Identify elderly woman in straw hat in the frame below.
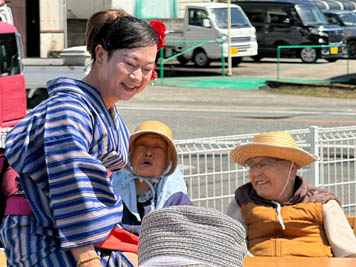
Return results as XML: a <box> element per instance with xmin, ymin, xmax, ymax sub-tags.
<box><xmin>112</xmin><ymin>121</ymin><xmax>192</xmax><ymax>236</ymax></box>
<box><xmin>227</xmin><ymin>131</ymin><xmax>356</xmax><ymax>257</ymax></box>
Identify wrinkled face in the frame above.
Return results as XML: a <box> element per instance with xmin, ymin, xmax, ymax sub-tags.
<box><xmin>247</xmin><ymin>157</ymin><xmax>296</xmax><ymax>201</ymax></box>
<box><xmin>131</xmin><ymin>134</ymin><xmax>169</xmax><ymax>177</ymax></box>
<box><xmin>96</xmin><ymin>45</ymin><xmax>157</xmax><ymax>106</ymax></box>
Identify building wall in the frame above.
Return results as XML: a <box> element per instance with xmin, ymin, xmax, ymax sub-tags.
<box><xmin>66</xmin><ymin>0</ymin><xmax>213</xmax><ymax>49</ymax></box>
<box><xmin>6</xmin><ymin>0</ymin><xmax>26</xmax><ymax>56</ymax></box>
<box><xmin>66</xmin><ymin>0</ymin><xmax>134</xmax><ymax>47</ymax></box>
<box><xmin>66</xmin><ymin>0</ymin><xmax>134</xmax><ymax>19</ymax></box>
<box><xmin>7</xmin><ymin>0</ymin><xmax>214</xmax><ymax>57</ymax></box>
<box><xmin>39</xmin><ymin>0</ymin><xmax>66</xmax><ymax>57</ymax></box>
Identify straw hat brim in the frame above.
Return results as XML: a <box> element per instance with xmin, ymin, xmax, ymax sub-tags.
<box><xmin>130</xmin><ymin>130</ymin><xmax>177</xmax><ymax>175</ymax></box>
<box><xmin>230</xmin><ymin>143</ymin><xmax>318</xmax><ymax>168</ymax></box>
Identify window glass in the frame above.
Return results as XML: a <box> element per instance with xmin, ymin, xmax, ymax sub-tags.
<box><xmin>296</xmin><ymin>5</ymin><xmax>328</xmax><ymax>25</ymax></box>
<box><xmin>211</xmin><ymin>7</ymin><xmax>250</xmax><ymax>29</ymax></box>
<box><xmin>267</xmin><ymin>7</ymin><xmax>291</xmax><ymax>26</ymax></box>
<box><xmin>339</xmin><ymin>13</ymin><xmax>356</xmax><ymax>26</ymax></box>
<box><xmin>0</xmin><ymin>33</ymin><xmax>20</xmax><ymax>76</ymax></box>
<box><xmin>324</xmin><ymin>14</ymin><xmax>339</xmax><ymax>25</ymax></box>
<box><xmin>244</xmin><ymin>7</ymin><xmax>264</xmax><ymax>24</ymax></box>
<box><xmin>188</xmin><ymin>9</ymin><xmax>208</xmax><ymax>27</ymax></box>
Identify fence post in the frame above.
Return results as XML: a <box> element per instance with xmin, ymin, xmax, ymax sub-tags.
<box><xmin>221</xmin><ymin>39</ymin><xmax>225</xmax><ymax>76</ymax></box>
<box><xmin>346</xmin><ymin>44</ymin><xmax>350</xmax><ymax>75</ymax></box>
<box><xmin>309</xmin><ymin>126</ymin><xmax>320</xmax><ymax>186</ymax></box>
<box><xmin>159</xmin><ymin>48</ymin><xmax>164</xmax><ymax>79</ymax></box>
<box><xmin>277</xmin><ymin>46</ymin><xmax>281</xmax><ymax>80</ymax></box>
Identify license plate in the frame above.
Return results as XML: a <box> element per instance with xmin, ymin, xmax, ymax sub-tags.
<box><xmin>330</xmin><ymin>47</ymin><xmax>338</xmax><ymax>54</ymax></box>
<box><xmin>230</xmin><ymin>48</ymin><xmax>239</xmax><ymax>55</ymax></box>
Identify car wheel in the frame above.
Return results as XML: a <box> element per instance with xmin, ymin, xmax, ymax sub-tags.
<box><xmin>177</xmin><ymin>55</ymin><xmax>189</xmax><ymax>66</ymax></box>
<box><xmin>299</xmin><ymin>47</ymin><xmax>318</xmax><ymax>63</ymax></box>
<box><xmin>232</xmin><ymin>57</ymin><xmax>242</xmax><ymax>67</ymax></box>
<box><xmin>348</xmin><ymin>40</ymin><xmax>356</xmax><ymax>58</ymax></box>
<box><xmin>251</xmin><ymin>55</ymin><xmax>262</xmax><ymax>62</ymax></box>
<box><xmin>193</xmin><ymin>50</ymin><xmax>210</xmax><ymax>67</ymax></box>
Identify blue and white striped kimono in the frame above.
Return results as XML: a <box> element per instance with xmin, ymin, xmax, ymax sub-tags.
<box><xmin>0</xmin><ymin>78</ymin><xmax>132</xmax><ymax>266</ymax></box>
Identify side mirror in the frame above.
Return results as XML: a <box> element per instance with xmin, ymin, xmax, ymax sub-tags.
<box><xmin>203</xmin><ymin>18</ymin><xmax>211</xmax><ymax>28</ymax></box>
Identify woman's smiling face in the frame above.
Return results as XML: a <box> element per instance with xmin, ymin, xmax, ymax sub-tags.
<box><xmin>96</xmin><ymin>45</ymin><xmax>157</xmax><ymax>107</ymax></box>
<box><xmin>247</xmin><ymin>157</ymin><xmax>297</xmax><ymax>201</ymax></box>
<box><xmin>130</xmin><ymin>134</ymin><xmax>169</xmax><ymax>177</ymax></box>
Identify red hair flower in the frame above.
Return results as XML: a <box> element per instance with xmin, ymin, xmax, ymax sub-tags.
<box><xmin>150</xmin><ymin>20</ymin><xmax>167</xmax><ymax>51</ymax></box>
<box><xmin>151</xmin><ymin>65</ymin><xmax>158</xmax><ymax>81</ymax></box>
<box><xmin>149</xmin><ymin>20</ymin><xmax>166</xmax><ymax>80</ymax></box>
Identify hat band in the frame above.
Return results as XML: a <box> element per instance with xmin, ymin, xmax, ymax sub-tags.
<box><xmin>140</xmin><ymin>256</ymin><xmax>206</xmax><ymax>267</ymax></box>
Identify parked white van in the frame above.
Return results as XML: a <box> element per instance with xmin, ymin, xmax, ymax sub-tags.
<box><xmin>163</xmin><ymin>3</ymin><xmax>258</xmax><ymax>67</ymax></box>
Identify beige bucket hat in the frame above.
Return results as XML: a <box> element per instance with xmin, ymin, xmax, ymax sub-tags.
<box><xmin>138</xmin><ymin>205</ymin><xmax>248</xmax><ymax>267</ymax></box>
<box><xmin>230</xmin><ymin>131</ymin><xmax>318</xmax><ymax>168</ymax></box>
<box><xmin>129</xmin><ymin>121</ymin><xmax>177</xmax><ymax>175</ymax></box>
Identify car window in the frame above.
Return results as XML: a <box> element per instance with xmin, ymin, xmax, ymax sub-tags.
<box><xmin>244</xmin><ymin>7</ymin><xmax>264</xmax><ymax>24</ymax></box>
<box><xmin>211</xmin><ymin>7</ymin><xmax>251</xmax><ymax>29</ymax></box>
<box><xmin>188</xmin><ymin>9</ymin><xmax>208</xmax><ymax>27</ymax></box>
<box><xmin>0</xmin><ymin>33</ymin><xmax>20</xmax><ymax>76</ymax></box>
<box><xmin>339</xmin><ymin>13</ymin><xmax>356</xmax><ymax>26</ymax></box>
<box><xmin>267</xmin><ymin>7</ymin><xmax>292</xmax><ymax>26</ymax></box>
<box><xmin>296</xmin><ymin>5</ymin><xmax>328</xmax><ymax>25</ymax></box>
<box><xmin>324</xmin><ymin>14</ymin><xmax>340</xmax><ymax>25</ymax></box>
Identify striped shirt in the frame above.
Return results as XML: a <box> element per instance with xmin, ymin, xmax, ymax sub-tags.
<box><xmin>1</xmin><ymin>78</ymin><xmax>131</xmax><ymax>266</ymax></box>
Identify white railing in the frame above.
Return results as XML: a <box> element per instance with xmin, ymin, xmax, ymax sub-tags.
<box><xmin>175</xmin><ymin>125</ymin><xmax>356</xmax><ymax>216</ymax></box>
<box><xmin>2</xmin><ymin>125</ymin><xmax>356</xmax><ymax>215</ymax></box>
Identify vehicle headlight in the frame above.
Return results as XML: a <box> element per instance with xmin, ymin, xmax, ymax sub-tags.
<box><xmin>310</xmin><ymin>28</ymin><xmax>328</xmax><ymax>37</ymax></box>
<box><xmin>217</xmin><ymin>33</ymin><xmax>227</xmax><ymax>40</ymax></box>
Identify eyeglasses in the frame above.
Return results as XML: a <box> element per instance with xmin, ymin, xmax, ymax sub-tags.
<box><xmin>246</xmin><ymin>158</ymin><xmax>281</xmax><ymax>171</ymax></box>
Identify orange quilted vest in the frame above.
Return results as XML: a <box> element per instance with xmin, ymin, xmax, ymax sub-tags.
<box><xmin>241</xmin><ymin>202</ymin><xmax>333</xmax><ymax>257</ymax></box>
<box><xmin>235</xmin><ymin>177</ymin><xmax>337</xmax><ymax>257</ymax></box>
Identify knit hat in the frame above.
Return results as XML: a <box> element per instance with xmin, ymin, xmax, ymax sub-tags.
<box><xmin>138</xmin><ymin>205</ymin><xmax>248</xmax><ymax>267</ymax></box>
<box><xmin>230</xmin><ymin>131</ymin><xmax>318</xmax><ymax>168</ymax></box>
<box><xmin>130</xmin><ymin>121</ymin><xmax>177</xmax><ymax>175</ymax></box>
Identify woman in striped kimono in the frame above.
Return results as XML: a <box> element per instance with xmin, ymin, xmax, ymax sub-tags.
<box><xmin>0</xmin><ymin>9</ymin><xmax>162</xmax><ymax>267</ymax></box>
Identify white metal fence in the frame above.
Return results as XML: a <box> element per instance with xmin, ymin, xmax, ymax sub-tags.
<box><xmin>175</xmin><ymin>125</ymin><xmax>356</xmax><ymax>216</ymax></box>
<box><xmin>2</xmin><ymin>125</ymin><xmax>356</xmax><ymax>216</ymax></box>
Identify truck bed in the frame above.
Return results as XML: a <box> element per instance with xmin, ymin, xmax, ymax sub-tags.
<box><xmin>24</xmin><ymin>65</ymin><xmax>89</xmax><ymax>96</ymax></box>
<box><xmin>23</xmin><ymin>58</ymin><xmax>90</xmax><ymax>107</ymax></box>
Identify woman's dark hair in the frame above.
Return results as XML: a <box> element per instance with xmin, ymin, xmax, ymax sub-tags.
<box><xmin>86</xmin><ymin>9</ymin><xmax>158</xmax><ymax>61</ymax></box>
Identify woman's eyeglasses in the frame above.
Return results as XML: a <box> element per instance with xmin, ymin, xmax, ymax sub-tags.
<box><xmin>246</xmin><ymin>158</ymin><xmax>282</xmax><ymax>171</ymax></box>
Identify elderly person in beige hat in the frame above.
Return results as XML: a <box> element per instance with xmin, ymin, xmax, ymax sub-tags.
<box><xmin>112</xmin><ymin>121</ymin><xmax>192</xmax><ymax>236</ymax></box>
<box><xmin>227</xmin><ymin>131</ymin><xmax>356</xmax><ymax>257</ymax></box>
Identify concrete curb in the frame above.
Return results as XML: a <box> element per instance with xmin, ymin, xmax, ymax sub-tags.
<box><xmin>266</xmin><ymin>80</ymin><xmax>356</xmax><ymax>90</ymax></box>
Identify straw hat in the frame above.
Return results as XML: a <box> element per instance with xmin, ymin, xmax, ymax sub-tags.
<box><xmin>230</xmin><ymin>131</ymin><xmax>318</xmax><ymax>168</ymax></box>
<box><xmin>130</xmin><ymin>121</ymin><xmax>177</xmax><ymax>175</ymax></box>
<box><xmin>138</xmin><ymin>205</ymin><xmax>248</xmax><ymax>267</ymax></box>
